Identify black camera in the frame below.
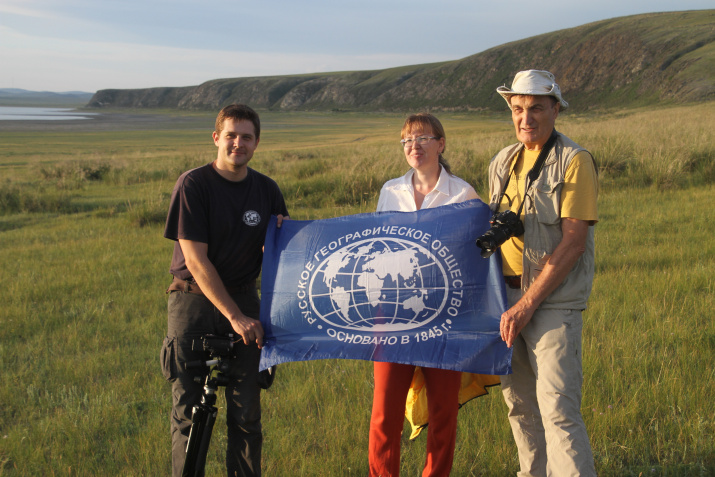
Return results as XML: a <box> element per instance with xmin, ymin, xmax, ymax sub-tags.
<box><xmin>190</xmin><ymin>334</ymin><xmax>276</xmax><ymax>389</ymax></box>
<box><xmin>192</xmin><ymin>334</ymin><xmax>239</xmax><ymax>358</ymax></box>
<box><xmin>475</xmin><ymin>210</ymin><xmax>524</xmax><ymax>258</ymax></box>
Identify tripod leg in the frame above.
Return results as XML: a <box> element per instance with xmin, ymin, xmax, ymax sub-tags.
<box><xmin>182</xmin><ymin>403</ymin><xmax>218</xmax><ymax>477</ymax></box>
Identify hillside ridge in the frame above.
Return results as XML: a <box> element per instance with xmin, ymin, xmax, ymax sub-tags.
<box><xmin>0</xmin><ymin>89</ymin><xmax>94</xmax><ymax>107</ymax></box>
<box><xmin>88</xmin><ymin>10</ymin><xmax>715</xmax><ymax>112</ymax></box>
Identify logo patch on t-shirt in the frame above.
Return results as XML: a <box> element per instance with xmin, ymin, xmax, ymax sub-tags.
<box><xmin>243</xmin><ymin>210</ymin><xmax>261</xmax><ymax>226</ymax></box>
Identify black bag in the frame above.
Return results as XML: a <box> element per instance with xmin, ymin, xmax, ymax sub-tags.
<box><xmin>257</xmin><ymin>365</ymin><xmax>276</xmax><ymax>389</ymax></box>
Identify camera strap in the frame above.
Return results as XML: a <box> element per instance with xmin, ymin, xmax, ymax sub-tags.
<box><xmin>494</xmin><ymin>130</ymin><xmax>558</xmax><ymax>217</ymax></box>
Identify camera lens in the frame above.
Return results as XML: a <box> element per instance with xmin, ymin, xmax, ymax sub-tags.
<box><xmin>475</xmin><ymin>236</ymin><xmax>497</xmax><ymax>258</ymax></box>
<box><xmin>475</xmin><ymin>211</ymin><xmax>523</xmax><ymax>259</ymax></box>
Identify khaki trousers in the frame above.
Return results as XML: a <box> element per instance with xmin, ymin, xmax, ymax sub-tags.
<box><xmin>501</xmin><ymin>287</ymin><xmax>596</xmax><ymax>477</ymax></box>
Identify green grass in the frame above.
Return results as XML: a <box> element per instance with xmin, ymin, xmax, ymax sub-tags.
<box><xmin>0</xmin><ymin>104</ymin><xmax>713</xmax><ymax>475</ymax></box>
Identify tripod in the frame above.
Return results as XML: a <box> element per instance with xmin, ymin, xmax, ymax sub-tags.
<box><xmin>181</xmin><ymin>356</ymin><xmax>230</xmax><ymax>477</ymax></box>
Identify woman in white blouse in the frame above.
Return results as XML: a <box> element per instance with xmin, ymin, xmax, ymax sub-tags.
<box><xmin>369</xmin><ymin>113</ymin><xmax>480</xmax><ymax>477</ymax></box>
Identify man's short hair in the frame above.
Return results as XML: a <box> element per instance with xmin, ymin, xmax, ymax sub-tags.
<box><xmin>215</xmin><ymin>104</ymin><xmax>261</xmax><ymax>139</ymax></box>
<box><xmin>509</xmin><ymin>95</ymin><xmax>559</xmax><ymax>108</ymax></box>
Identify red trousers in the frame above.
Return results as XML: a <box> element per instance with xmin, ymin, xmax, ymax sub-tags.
<box><xmin>368</xmin><ymin>361</ymin><xmax>462</xmax><ymax>477</ymax></box>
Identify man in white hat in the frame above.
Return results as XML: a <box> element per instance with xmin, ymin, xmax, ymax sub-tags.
<box><xmin>487</xmin><ymin>70</ymin><xmax>598</xmax><ymax>476</ymax></box>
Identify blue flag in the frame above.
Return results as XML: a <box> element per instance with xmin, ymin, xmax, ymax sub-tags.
<box><xmin>259</xmin><ymin>199</ymin><xmax>511</xmax><ymax>375</ymax></box>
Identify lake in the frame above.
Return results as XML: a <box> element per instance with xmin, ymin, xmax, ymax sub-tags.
<box><xmin>0</xmin><ymin>106</ymin><xmax>97</xmax><ymax>121</ymax></box>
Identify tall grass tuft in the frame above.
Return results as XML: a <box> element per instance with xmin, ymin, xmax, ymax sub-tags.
<box><xmin>40</xmin><ymin>161</ymin><xmax>112</xmax><ymax>189</ymax></box>
<box><xmin>562</xmin><ymin>104</ymin><xmax>714</xmax><ymax>190</ymax></box>
<box><xmin>0</xmin><ymin>180</ymin><xmax>71</xmax><ymax>215</ymax></box>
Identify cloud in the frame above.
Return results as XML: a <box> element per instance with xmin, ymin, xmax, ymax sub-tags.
<box><xmin>3</xmin><ymin>1</ymin><xmax>712</xmax><ymax>91</ymax></box>
<box><xmin>0</xmin><ymin>26</ymin><xmax>452</xmax><ymax>92</ymax></box>
<box><xmin>0</xmin><ymin>1</ymin><xmax>55</xmax><ymax>19</ymax></box>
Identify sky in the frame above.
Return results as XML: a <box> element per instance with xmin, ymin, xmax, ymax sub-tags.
<box><xmin>0</xmin><ymin>0</ymin><xmax>712</xmax><ymax>93</ymax></box>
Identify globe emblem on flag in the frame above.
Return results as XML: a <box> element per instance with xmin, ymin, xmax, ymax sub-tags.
<box><xmin>309</xmin><ymin>238</ymin><xmax>449</xmax><ymax>331</ymax></box>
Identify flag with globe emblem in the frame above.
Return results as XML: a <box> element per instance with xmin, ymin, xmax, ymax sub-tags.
<box><xmin>259</xmin><ymin>199</ymin><xmax>511</xmax><ymax>375</ymax></box>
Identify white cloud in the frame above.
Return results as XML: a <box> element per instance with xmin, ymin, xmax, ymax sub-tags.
<box><xmin>1</xmin><ymin>1</ymin><xmax>712</xmax><ymax>92</ymax></box>
<box><xmin>0</xmin><ymin>26</ymin><xmax>452</xmax><ymax>92</ymax></box>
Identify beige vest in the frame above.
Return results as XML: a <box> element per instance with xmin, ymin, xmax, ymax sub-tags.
<box><xmin>487</xmin><ymin>132</ymin><xmax>596</xmax><ymax>310</ymax></box>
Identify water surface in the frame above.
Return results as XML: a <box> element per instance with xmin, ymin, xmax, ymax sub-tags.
<box><xmin>0</xmin><ymin>106</ymin><xmax>97</xmax><ymax>121</ymax></box>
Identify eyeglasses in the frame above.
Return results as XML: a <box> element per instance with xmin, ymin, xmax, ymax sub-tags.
<box><xmin>400</xmin><ymin>136</ymin><xmax>438</xmax><ymax>148</ymax></box>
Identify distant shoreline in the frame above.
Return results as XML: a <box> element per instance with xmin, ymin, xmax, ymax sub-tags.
<box><xmin>0</xmin><ymin>109</ymin><xmax>215</xmax><ymax>133</ymax></box>
<box><xmin>0</xmin><ymin>106</ymin><xmax>97</xmax><ymax>122</ymax></box>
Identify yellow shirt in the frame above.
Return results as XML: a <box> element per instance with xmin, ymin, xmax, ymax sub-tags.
<box><xmin>498</xmin><ymin>149</ymin><xmax>598</xmax><ymax>276</ymax></box>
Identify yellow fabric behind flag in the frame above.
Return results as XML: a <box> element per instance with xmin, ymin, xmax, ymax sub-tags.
<box><xmin>405</xmin><ymin>368</ymin><xmax>501</xmax><ymax>439</ymax></box>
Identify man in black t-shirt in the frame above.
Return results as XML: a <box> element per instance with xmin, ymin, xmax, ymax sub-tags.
<box><xmin>161</xmin><ymin>104</ymin><xmax>288</xmax><ymax>477</ymax></box>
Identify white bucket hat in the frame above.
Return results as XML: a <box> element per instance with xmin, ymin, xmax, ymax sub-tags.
<box><xmin>497</xmin><ymin>70</ymin><xmax>569</xmax><ymax>110</ymax></box>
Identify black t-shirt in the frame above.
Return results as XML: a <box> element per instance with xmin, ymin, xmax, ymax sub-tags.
<box><xmin>164</xmin><ymin>163</ymin><xmax>289</xmax><ymax>287</ymax></box>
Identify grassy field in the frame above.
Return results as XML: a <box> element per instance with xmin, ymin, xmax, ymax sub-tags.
<box><xmin>0</xmin><ymin>104</ymin><xmax>713</xmax><ymax>476</ymax></box>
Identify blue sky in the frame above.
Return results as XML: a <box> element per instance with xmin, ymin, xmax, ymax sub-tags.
<box><xmin>0</xmin><ymin>0</ymin><xmax>711</xmax><ymax>93</ymax></box>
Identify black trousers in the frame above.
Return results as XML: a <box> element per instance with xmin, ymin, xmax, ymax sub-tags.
<box><xmin>161</xmin><ymin>288</ymin><xmax>262</xmax><ymax>477</ymax></box>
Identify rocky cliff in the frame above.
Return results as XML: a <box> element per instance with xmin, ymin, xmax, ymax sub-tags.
<box><xmin>88</xmin><ymin>10</ymin><xmax>714</xmax><ymax>112</ymax></box>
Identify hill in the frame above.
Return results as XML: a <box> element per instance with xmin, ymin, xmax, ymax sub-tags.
<box><xmin>0</xmin><ymin>89</ymin><xmax>94</xmax><ymax>107</ymax></box>
<box><xmin>88</xmin><ymin>10</ymin><xmax>714</xmax><ymax>112</ymax></box>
